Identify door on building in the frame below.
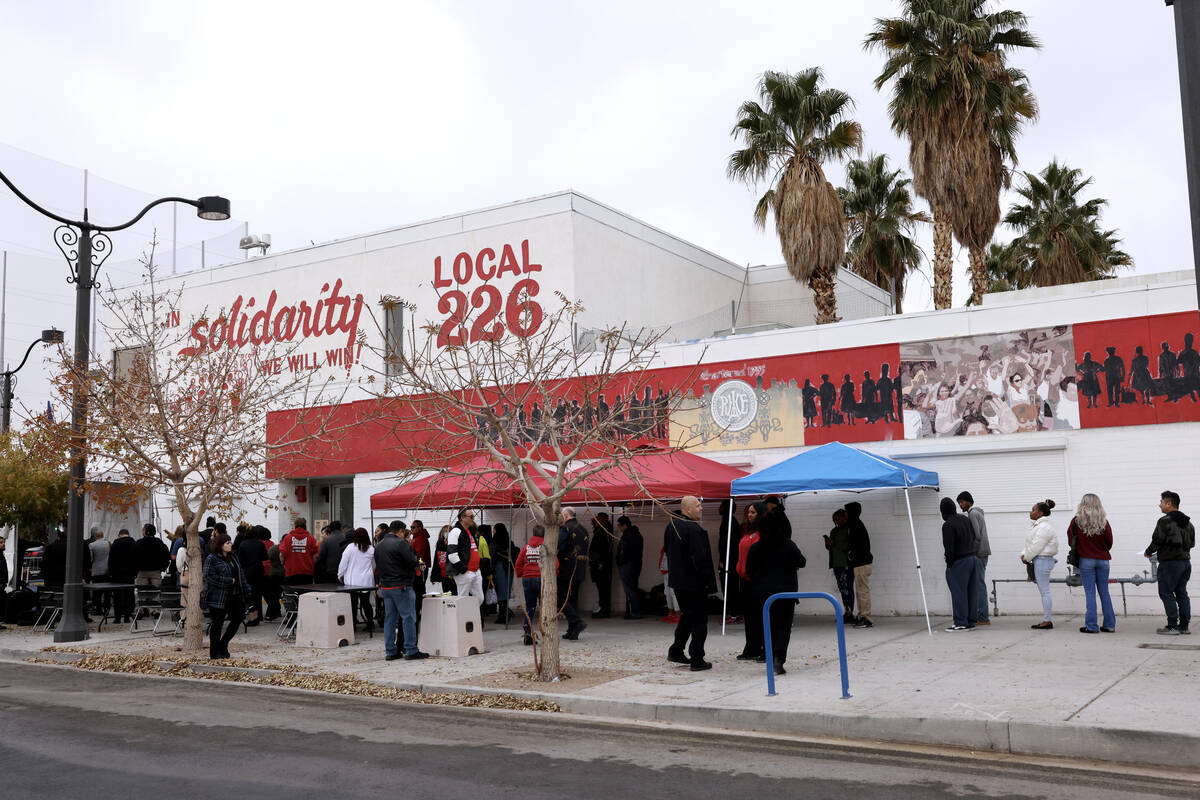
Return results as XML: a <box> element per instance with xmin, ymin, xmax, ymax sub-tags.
<box><xmin>331</xmin><ymin>484</ymin><xmax>354</xmax><ymax>528</ymax></box>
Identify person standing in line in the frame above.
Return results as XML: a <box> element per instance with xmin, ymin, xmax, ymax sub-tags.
<box><xmin>745</xmin><ymin>505</ymin><xmax>806</xmax><ymax>674</ymax></box>
<box><xmin>448</xmin><ymin>509</ymin><xmax>485</xmax><ymax>611</ymax></box>
<box><xmin>374</xmin><ymin>523</ymin><xmax>429</xmax><ymax>661</ymax></box>
<box><xmin>279</xmin><ymin>518</ymin><xmax>317</xmax><ymax>585</ymax></box>
<box><xmin>315</xmin><ymin>520</ymin><xmax>350</xmax><ymax>584</ymax></box>
<box><xmin>338</xmin><ymin>527</ymin><xmax>376</xmax><ymax>628</ymax></box>
<box><xmin>845</xmin><ymin>502</ymin><xmax>874</xmax><ymax>628</ymax></box>
<box><xmin>203</xmin><ymin>532</ymin><xmax>250</xmax><ymax>660</ymax></box>
<box><xmin>557</xmin><ymin>507</ymin><xmax>589</xmax><ymax>640</ymax></box>
<box><xmin>410</xmin><ymin>520</ymin><xmax>431</xmax><ymax>628</ymax></box>
<box><xmin>135</xmin><ymin>524</ymin><xmax>170</xmax><ymax>587</ymax></box>
<box><xmin>490</xmin><ymin>522</ymin><xmax>515</xmax><ymax>625</ymax></box>
<box><xmin>941</xmin><ymin>498</ymin><xmax>980</xmax><ymax>632</ymax></box>
<box><xmin>260</xmin><ymin>527</ymin><xmax>283</xmax><ymax>621</ymax></box>
<box><xmin>763</xmin><ymin>495</ymin><xmax>792</xmax><ymax>540</ymax></box>
<box><xmin>589</xmin><ymin>513</ymin><xmax>614</xmax><ymax>619</ymax></box>
<box><xmin>735</xmin><ymin>502</ymin><xmax>766</xmax><ymax>660</ymax></box>
<box><xmin>956</xmin><ymin>492</ymin><xmax>991</xmax><ymax>626</ymax></box>
<box><xmin>1069</xmin><ymin>494</ymin><xmax>1116</xmax><ymax>634</ymax></box>
<box><xmin>88</xmin><ymin>528</ymin><xmax>111</xmax><ymax>616</ymax></box>
<box><xmin>237</xmin><ymin>525</ymin><xmax>269</xmax><ymax>626</ymax></box>
<box><xmin>665</xmin><ymin>496</ymin><xmax>716</xmax><ymax>672</ymax></box>
<box><xmin>824</xmin><ymin>508</ymin><xmax>855</xmax><ymax>625</ymax></box>
<box><xmin>107</xmin><ymin>529</ymin><xmax>137</xmax><ymax>624</ymax></box>
<box><xmin>515</xmin><ymin>524</ymin><xmax>545</xmax><ymax>645</ymax></box>
<box><xmin>433</xmin><ymin>525</ymin><xmax>456</xmax><ymax>595</ymax></box>
<box><xmin>1145</xmin><ymin>490</ymin><xmax>1194</xmax><ymax>635</ymax></box>
<box><xmin>1022</xmin><ymin>499</ymin><xmax>1059</xmax><ymax>629</ymax></box>
<box><xmin>615</xmin><ymin>515</ymin><xmax>644</xmax><ymax>620</ymax></box>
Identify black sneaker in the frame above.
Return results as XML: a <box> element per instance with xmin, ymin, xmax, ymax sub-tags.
<box><xmin>404</xmin><ymin>651</ymin><xmax>430</xmax><ymax>660</ymax></box>
<box><xmin>385</xmin><ymin>653</ymin><xmax>401</xmax><ymax>661</ymax></box>
<box><xmin>773</xmin><ymin>661</ymin><xmax>787</xmax><ymax>675</ymax></box>
<box><xmin>522</xmin><ymin>634</ymin><xmax>533</xmax><ymax>645</ymax></box>
<box><xmin>667</xmin><ymin>650</ymin><xmax>689</xmax><ymax>665</ymax></box>
<box><xmin>735</xmin><ymin>652</ymin><xmax>759</xmax><ymax>661</ymax></box>
<box><xmin>1156</xmin><ymin>626</ymin><xmax>1180</xmax><ymax>635</ymax></box>
<box><xmin>689</xmin><ymin>660</ymin><xmax>713</xmax><ymax>672</ymax></box>
<box><xmin>854</xmin><ymin>619</ymin><xmax>874</xmax><ymax>628</ymax></box>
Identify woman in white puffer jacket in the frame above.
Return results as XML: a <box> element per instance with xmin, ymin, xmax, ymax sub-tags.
<box><xmin>1021</xmin><ymin>499</ymin><xmax>1059</xmax><ymax>629</ymax></box>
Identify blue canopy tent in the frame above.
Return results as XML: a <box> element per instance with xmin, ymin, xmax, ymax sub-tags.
<box><xmin>729</xmin><ymin>441</ymin><xmax>940</xmax><ymax>635</ymax></box>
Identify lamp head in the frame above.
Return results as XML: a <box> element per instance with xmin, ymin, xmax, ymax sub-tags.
<box><xmin>196</xmin><ymin>196</ymin><xmax>231</xmax><ymax>221</ymax></box>
<box><xmin>41</xmin><ymin>328</ymin><xmax>64</xmax><ymax>344</ymax></box>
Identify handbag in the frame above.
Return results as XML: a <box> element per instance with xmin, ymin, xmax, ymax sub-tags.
<box><xmin>485</xmin><ymin>586</ymin><xmax>499</xmax><ymax>606</ymax></box>
<box><xmin>1025</xmin><ymin>562</ymin><xmax>1036</xmax><ymax>582</ymax></box>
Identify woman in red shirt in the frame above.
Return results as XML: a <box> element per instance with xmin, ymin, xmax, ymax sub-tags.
<box><xmin>1070</xmin><ymin>493</ymin><xmax>1116</xmax><ymax>633</ymax></box>
<box><xmin>736</xmin><ymin>501</ymin><xmax>768</xmax><ymax>661</ymax></box>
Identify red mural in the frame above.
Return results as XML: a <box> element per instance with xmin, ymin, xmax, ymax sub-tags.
<box><xmin>796</xmin><ymin>343</ymin><xmax>904</xmax><ymax>445</ymax></box>
<box><xmin>1073</xmin><ymin>311</ymin><xmax>1200</xmax><ymax>429</ymax></box>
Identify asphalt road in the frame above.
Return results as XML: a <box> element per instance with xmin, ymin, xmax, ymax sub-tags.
<box><xmin>0</xmin><ymin>661</ymin><xmax>1195</xmax><ymax>799</ymax></box>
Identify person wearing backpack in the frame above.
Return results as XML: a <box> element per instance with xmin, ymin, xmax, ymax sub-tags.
<box><xmin>1145</xmin><ymin>490</ymin><xmax>1195</xmax><ymax>635</ymax></box>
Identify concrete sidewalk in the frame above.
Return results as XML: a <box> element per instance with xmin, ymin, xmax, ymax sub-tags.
<box><xmin>3</xmin><ymin>611</ymin><xmax>1197</xmax><ymax>770</ymax></box>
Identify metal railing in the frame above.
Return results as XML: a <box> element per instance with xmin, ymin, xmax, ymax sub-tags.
<box><xmin>762</xmin><ymin>591</ymin><xmax>851</xmax><ymax>699</ymax></box>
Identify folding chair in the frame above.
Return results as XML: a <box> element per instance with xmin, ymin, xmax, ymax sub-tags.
<box><xmin>33</xmin><ymin>590</ymin><xmax>63</xmax><ymax>632</ymax></box>
<box><xmin>130</xmin><ymin>587</ymin><xmax>163</xmax><ymax>633</ymax></box>
<box><xmin>153</xmin><ymin>590</ymin><xmax>185</xmax><ymax>636</ymax></box>
<box><xmin>276</xmin><ymin>589</ymin><xmax>300</xmax><ymax>640</ymax></box>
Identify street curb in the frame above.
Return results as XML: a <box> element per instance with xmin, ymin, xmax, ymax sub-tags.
<box><xmin>392</xmin><ymin>677</ymin><xmax>1199</xmax><ymax>770</ymax></box>
<box><xmin>5</xmin><ymin>646</ymin><xmax>1196</xmax><ymax>769</ymax></box>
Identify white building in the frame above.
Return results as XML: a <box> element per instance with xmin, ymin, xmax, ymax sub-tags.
<box><xmin>108</xmin><ymin>191</ymin><xmax>1200</xmax><ymax>621</ymax></box>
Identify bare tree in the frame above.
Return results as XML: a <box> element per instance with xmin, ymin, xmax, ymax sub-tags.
<box><xmin>37</xmin><ymin>239</ymin><xmax>356</xmax><ymax>651</ymax></box>
<box><xmin>353</xmin><ymin>288</ymin><xmax>698</xmax><ymax>681</ymax></box>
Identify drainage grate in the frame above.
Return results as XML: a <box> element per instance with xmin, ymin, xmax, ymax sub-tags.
<box><xmin>1137</xmin><ymin>643</ymin><xmax>1200</xmax><ymax>650</ymax></box>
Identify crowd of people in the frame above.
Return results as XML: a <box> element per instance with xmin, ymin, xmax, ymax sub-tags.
<box><xmin>936</xmin><ymin>489</ymin><xmax>1193</xmax><ymax>636</ymax></box>
<box><xmin>8</xmin><ymin>485</ymin><xmax>1191</xmax><ymax>669</ymax></box>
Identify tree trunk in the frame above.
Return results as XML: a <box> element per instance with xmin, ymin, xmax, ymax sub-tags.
<box><xmin>932</xmin><ymin>206</ymin><xmax>953</xmax><ymax>310</ymax></box>
<box><xmin>183</xmin><ymin>526</ymin><xmax>205</xmax><ymax>652</ymax></box>
<box><xmin>536</xmin><ymin>498</ymin><xmax>561</xmax><ymax>681</ymax></box>
<box><xmin>968</xmin><ymin>245</ymin><xmax>987</xmax><ymax>307</ymax></box>
<box><xmin>808</xmin><ymin>263</ymin><xmax>841</xmax><ymax>325</ymax></box>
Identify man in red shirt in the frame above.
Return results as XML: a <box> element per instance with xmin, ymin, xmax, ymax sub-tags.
<box><xmin>279</xmin><ymin>517</ymin><xmax>317</xmax><ymax>585</ymax></box>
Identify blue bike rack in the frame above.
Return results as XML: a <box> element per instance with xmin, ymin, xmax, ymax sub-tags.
<box><xmin>762</xmin><ymin>591</ymin><xmax>851</xmax><ymax>698</ymax></box>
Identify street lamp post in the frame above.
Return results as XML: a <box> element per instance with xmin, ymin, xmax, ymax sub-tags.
<box><xmin>2</xmin><ymin>328</ymin><xmax>65</xmax><ymax>433</ymax></box>
<box><xmin>2</xmin><ymin>328</ymin><xmax>64</xmax><ymax>592</ymax></box>
<box><xmin>0</xmin><ymin>168</ymin><xmax>229</xmax><ymax>642</ymax></box>
<box><xmin>1168</xmin><ymin>0</ymin><xmax>1200</xmax><ymax>317</ymax></box>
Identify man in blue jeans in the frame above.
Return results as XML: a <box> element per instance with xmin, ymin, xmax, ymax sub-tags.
<box><xmin>375</xmin><ymin>526</ymin><xmax>430</xmax><ymax>661</ymax></box>
<box><xmin>1146</xmin><ymin>490</ymin><xmax>1195</xmax><ymax>635</ymax></box>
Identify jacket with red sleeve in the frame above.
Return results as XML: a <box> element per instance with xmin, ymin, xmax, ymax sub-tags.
<box><xmin>279</xmin><ymin>527</ymin><xmax>317</xmax><ymax>577</ymax></box>
<box><xmin>514</xmin><ymin>534</ymin><xmax>545</xmax><ymax>579</ymax></box>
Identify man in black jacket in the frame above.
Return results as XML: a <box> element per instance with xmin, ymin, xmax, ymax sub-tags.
<box><xmin>558</xmin><ymin>508</ymin><xmax>589</xmax><ymax>640</ymax></box>
<box><xmin>941</xmin><ymin>497</ymin><xmax>980</xmax><ymax>632</ymax></box>
<box><xmin>107</xmin><ymin>529</ymin><xmax>138</xmax><ymax>623</ymax></box>
<box><xmin>589</xmin><ymin>513</ymin><xmax>614</xmax><ymax>619</ymax></box>
<box><xmin>315</xmin><ymin>521</ymin><xmax>351</xmax><ymax>583</ymax></box>
<box><xmin>615</xmin><ymin>515</ymin><xmax>644</xmax><ymax>619</ymax></box>
<box><xmin>846</xmin><ymin>501</ymin><xmax>874</xmax><ymax>628</ymax></box>
<box><xmin>666</xmin><ymin>496</ymin><xmax>716</xmax><ymax>671</ymax></box>
<box><xmin>448</xmin><ymin>510</ymin><xmax>485</xmax><ymax>609</ymax></box>
<box><xmin>135</xmin><ymin>524</ymin><xmax>170</xmax><ymax>587</ymax></box>
<box><xmin>1146</xmin><ymin>490</ymin><xmax>1195</xmax><ymax>635</ymax></box>
<box><xmin>375</xmin><ymin>526</ymin><xmax>429</xmax><ymax>661</ymax></box>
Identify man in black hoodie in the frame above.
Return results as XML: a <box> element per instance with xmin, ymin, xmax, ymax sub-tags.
<box><xmin>558</xmin><ymin>508</ymin><xmax>589</xmax><ymax>640</ymax></box>
<box><xmin>1145</xmin><ymin>490</ymin><xmax>1194</xmax><ymax>635</ymax></box>
<box><xmin>941</xmin><ymin>497</ymin><xmax>980</xmax><ymax>631</ymax></box>
<box><xmin>845</xmin><ymin>501</ymin><xmax>874</xmax><ymax>628</ymax></box>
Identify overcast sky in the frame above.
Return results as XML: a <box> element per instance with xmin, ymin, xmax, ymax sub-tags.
<box><xmin>0</xmin><ymin>0</ymin><xmax>1192</xmax><ymax>422</ymax></box>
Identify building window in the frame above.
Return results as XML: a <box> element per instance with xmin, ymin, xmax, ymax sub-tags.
<box><xmin>384</xmin><ymin>302</ymin><xmax>403</xmax><ymax>378</ymax></box>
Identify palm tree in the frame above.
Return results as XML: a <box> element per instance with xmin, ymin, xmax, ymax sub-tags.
<box><xmin>866</xmin><ymin>0</ymin><xmax>1039</xmax><ymax>309</ymax></box>
<box><xmin>966</xmin><ymin>242</ymin><xmax>1025</xmax><ymax>304</ymax></box>
<box><xmin>727</xmin><ymin>68</ymin><xmax>862</xmax><ymax>324</ymax></box>
<box><xmin>838</xmin><ymin>154</ymin><xmax>929</xmax><ymax>314</ymax></box>
<box><xmin>1002</xmin><ymin>160</ymin><xmax>1133</xmax><ymax>287</ymax></box>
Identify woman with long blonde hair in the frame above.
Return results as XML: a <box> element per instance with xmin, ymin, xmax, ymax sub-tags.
<box><xmin>1069</xmin><ymin>494</ymin><xmax>1116</xmax><ymax>633</ymax></box>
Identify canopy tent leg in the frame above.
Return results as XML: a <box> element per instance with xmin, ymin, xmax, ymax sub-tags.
<box><xmin>721</xmin><ymin>505</ymin><xmax>734</xmax><ymax>636</ymax></box>
<box><xmin>904</xmin><ymin>487</ymin><xmax>933</xmax><ymax>636</ymax></box>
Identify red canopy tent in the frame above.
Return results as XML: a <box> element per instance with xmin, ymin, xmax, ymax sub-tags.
<box><xmin>369</xmin><ymin>454</ymin><xmax>550</xmax><ymax>510</ymax></box>
<box><xmin>561</xmin><ymin>450</ymin><xmax>748</xmax><ymax>505</ymax></box>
